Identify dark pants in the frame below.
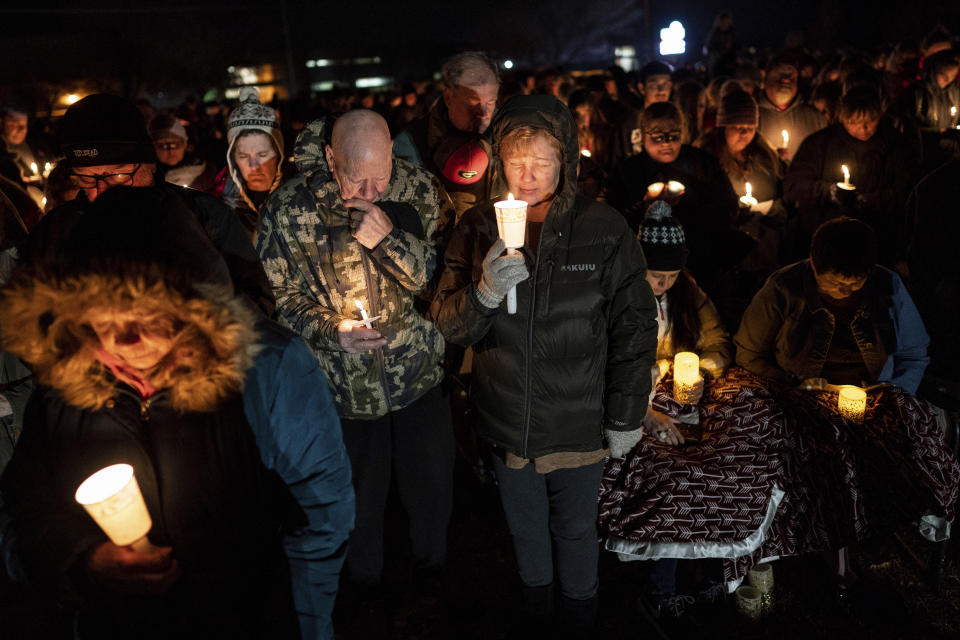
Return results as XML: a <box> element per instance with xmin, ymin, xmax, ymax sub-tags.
<box><xmin>492</xmin><ymin>456</ymin><xmax>603</xmax><ymax>600</ymax></box>
<box><xmin>340</xmin><ymin>385</ymin><xmax>455</xmax><ymax>584</ymax></box>
<box><xmin>649</xmin><ymin>558</ymin><xmax>679</xmax><ymax>595</ymax></box>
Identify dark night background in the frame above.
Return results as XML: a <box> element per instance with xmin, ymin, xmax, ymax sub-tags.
<box><xmin>1</xmin><ymin>0</ymin><xmax>960</xmax><ymax>109</ymax></box>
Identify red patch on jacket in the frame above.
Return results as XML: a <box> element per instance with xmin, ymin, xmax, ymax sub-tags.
<box><xmin>442</xmin><ymin>141</ymin><xmax>488</xmax><ymax>185</ymax></box>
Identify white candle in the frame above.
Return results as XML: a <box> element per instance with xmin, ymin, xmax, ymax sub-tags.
<box><xmin>494</xmin><ymin>193</ymin><xmax>528</xmax><ymax>315</ymax></box>
<box><xmin>43</xmin><ymin>162</ymin><xmax>52</xmax><ymax>178</ymax></box>
<box><xmin>29</xmin><ymin>162</ymin><xmax>38</xmax><ymax>176</ymax></box>
<box><xmin>837</xmin><ymin>164</ymin><xmax>855</xmax><ymax>191</ymax></box>
<box><xmin>673</xmin><ymin>352</ymin><xmax>700</xmax><ymax>404</ymax></box>
<box><xmin>838</xmin><ymin>386</ymin><xmax>866</xmax><ymax>423</ymax></box>
<box><xmin>739</xmin><ymin>181</ymin><xmax>758</xmax><ymax>208</ymax></box>
<box><xmin>75</xmin><ymin>464</ymin><xmax>155</xmax><ymax>553</ymax></box>
<box><xmin>781</xmin><ymin>129</ymin><xmax>789</xmax><ymax>149</ymax></box>
<box><xmin>354</xmin><ymin>300</ymin><xmax>373</xmax><ymax>329</ymax></box>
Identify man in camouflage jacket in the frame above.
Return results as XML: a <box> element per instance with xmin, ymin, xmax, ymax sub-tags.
<box><xmin>257</xmin><ymin>110</ymin><xmax>456</xmax><ymax>586</ymax></box>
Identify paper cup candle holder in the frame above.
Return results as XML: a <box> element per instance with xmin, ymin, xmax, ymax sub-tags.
<box><xmin>75</xmin><ymin>463</ymin><xmax>156</xmax><ymax>553</ymax></box>
<box><xmin>494</xmin><ymin>194</ymin><xmax>528</xmax><ymax>314</ymax></box>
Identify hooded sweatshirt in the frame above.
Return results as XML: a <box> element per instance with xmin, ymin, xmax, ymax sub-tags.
<box><xmin>430</xmin><ymin>95</ymin><xmax>659</xmax><ymax>459</ymax></box>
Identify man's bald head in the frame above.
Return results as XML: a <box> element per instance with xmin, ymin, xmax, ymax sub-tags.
<box><xmin>325</xmin><ymin>109</ymin><xmax>393</xmax><ymax>202</ymax></box>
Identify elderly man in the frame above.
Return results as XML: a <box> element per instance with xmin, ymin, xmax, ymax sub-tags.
<box><xmin>257</xmin><ymin>110</ymin><xmax>455</xmax><ymax>591</ymax></box>
<box><xmin>21</xmin><ymin>93</ymin><xmax>274</xmax><ymax>317</ymax></box>
<box><xmin>757</xmin><ymin>54</ymin><xmax>827</xmax><ymax>162</ymax></box>
<box><xmin>393</xmin><ymin>51</ymin><xmax>500</xmax><ymax>218</ymax></box>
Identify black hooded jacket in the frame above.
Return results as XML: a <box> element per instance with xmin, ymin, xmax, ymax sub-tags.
<box><xmin>430</xmin><ymin>95</ymin><xmax>658</xmax><ymax>459</ymax></box>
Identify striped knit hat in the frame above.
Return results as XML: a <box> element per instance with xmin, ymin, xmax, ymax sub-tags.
<box><xmin>639</xmin><ymin>201</ymin><xmax>687</xmax><ymax>270</ymax></box>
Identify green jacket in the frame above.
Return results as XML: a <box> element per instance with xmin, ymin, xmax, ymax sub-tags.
<box><xmin>430</xmin><ymin>96</ymin><xmax>659</xmax><ymax>458</ymax></box>
<box><xmin>257</xmin><ymin>119</ymin><xmax>453</xmax><ymax>419</ymax></box>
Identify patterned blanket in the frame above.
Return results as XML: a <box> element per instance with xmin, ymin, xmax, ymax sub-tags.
<box><xmin>598</xmin><ymin>367</ymin><xmax>960</xmax><ymax>582</ymax></box>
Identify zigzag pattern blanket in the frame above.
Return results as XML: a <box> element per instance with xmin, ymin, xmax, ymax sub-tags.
<box><xmin>599</xmin><ymin>367</ymin><xmax>960</xmax><ymax>582</ymax></box>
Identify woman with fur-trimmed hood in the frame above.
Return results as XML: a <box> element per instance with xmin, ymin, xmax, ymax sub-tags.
<box><xmin>0</xmin><ymin>187</ymin><xmax>354</xmax><ymax>639</ymax></box>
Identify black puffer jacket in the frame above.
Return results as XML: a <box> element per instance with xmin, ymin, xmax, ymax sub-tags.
<box><xmin>430</xmin><ymin>95</ymin><xmax>658</xmax><ymax>459</ymax></box>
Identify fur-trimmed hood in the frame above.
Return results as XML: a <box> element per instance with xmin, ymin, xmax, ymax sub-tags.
<box><xmin>0</xmin><ymin>187</ymin><xmax>259</xmax><ymax>413</ymax></box>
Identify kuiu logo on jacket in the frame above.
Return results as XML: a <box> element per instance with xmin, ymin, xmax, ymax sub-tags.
<box><xmin>560</xmin><ymin>263</ymin><xmax>597</xmax><ymax>272</ymax></box>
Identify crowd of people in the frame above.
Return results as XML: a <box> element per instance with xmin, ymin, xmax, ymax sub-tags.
<box><xmin>1</xmin><ymin>15</ymin><xmax>960</xmax><ymax>639</ymax></box>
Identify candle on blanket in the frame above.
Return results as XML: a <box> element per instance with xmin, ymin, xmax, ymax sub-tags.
<box><xmin>838</xmin><ymin>386</ymin><xmax>866</xmax><ymax>423</ymax></box>
<box><xmin>673</xmin><ymin>352</ymin><xmax>700</xmax><ymax>404</ymax></box>
<box><xmin>75</xmin><ymin>464</ymin><xmax>157</xmax><ymax>553</ymax></box>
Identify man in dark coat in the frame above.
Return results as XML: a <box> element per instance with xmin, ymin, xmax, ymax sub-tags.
<box><xmin>21</xmin><ymin>94</ymin><xmax>274</xmax><ymax>317</ymax></box>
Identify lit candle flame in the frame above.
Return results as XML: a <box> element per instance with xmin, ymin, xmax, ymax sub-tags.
<box><xmin>581</xmin><ymin>149</ymin><xmax>592</xmax><ymax>158</ymax></box>
<box><xmin>841</xmin><ymin>164</ymin><xmax>850</xmax><ymax>185</ymax></box>
<box><xmin>952</xmin><ymin>106</ymin><xmax>958</xmax><ymax>117</ymax></box>
<box><xmin>354</xmin><ymin>299</ymin><xmax>369</xmax><ymax>321</ymax></box>
<box><xmin>29</xmin><ymin>162</ymin><xmax>38</xmax><ymax>175</ymax></box>
<box><xmin>781</xmin><ymin>130</ymin><xmax>789</xmax><ymax>147</ymax></box>
<box><xmin>507</xmin><ymin>192</ymin><xmax>514</xmax><ymax>201</ymax></box>
<box><xmin>745</xmin><ymin>181</ymin><xmax>752</xmax><ymax>199</ymax></box>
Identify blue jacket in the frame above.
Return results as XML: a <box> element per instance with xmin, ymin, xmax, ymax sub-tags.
<box><xmin>243</xmin><ymin>323</ymin><xmax>355</xmax><ymax>639</ymax></box>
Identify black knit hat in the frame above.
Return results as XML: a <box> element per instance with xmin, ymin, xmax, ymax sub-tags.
<box><xmin>639</xmin><ymin>201</ymin><xmax>687</xmax><ymax>271</ymax></box>
<box><xmin>61</xmin><ymin>94</ymin><xmax>157</xmax><ymax>167</ymax></box>
<box><xmin>717</xmin><ymin>82</ymin><xmax>759</xmax><ymax>126</ymax></box>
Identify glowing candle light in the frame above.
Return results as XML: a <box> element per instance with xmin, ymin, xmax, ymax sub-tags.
<box><xmin>581</xmin><ymin>149</ymin><xmax>592</xmax><ymax>158</ymax></box>
<box><xmin>29</xmin><ymin>162</ymin><xmax>38</xmax><ymax>176</ymax></box>
<box><xmin>838</xmin><ymin>386</ymin><xmax>867</xmax><ymax>423</ymax></box>
<box><xmin>781</xmin><ymin>129</ymin><xmax>789</xmax><ymax>149</ymax></box>
<box><xmin>646</xmin><ymin>182</ymin><xmax>665</xmax><ymax>198</ymax></box>
<box><xmin>75</xmin><ymin>464</ymin><xmax>155</xmax><ymax>553</ymax></box>
<box><xmin>837</xmin><ymin>164</ymin><xmax>855</xmax><ymax>192</ymax></box>
<box><xmin>739</xmin><ymin>181</ymin><xmax>758</xmax><ymax>208</ymax></box>
<box><xmin>493</xmin><ymin>193</ymin><xmax>528</xmax><ymax>314</ymax></box>
<box><xmin>666</xmin><ymin>180</ymin><xmax>685</xmax><ymax>195</ymax></box>
<box><xmin>43</xmin><ymin>162</ymin><xmax>52</xmax><ymax>178</ymax></box>
<box><xmin>354</xmin><ymin>300</ymin><xmax>373</xmax><ymax>329</ymax></box>
<box><xmin>673</xmin><ymin>352</ymin><xmax>700</xmax><ymax>404</ymax></box>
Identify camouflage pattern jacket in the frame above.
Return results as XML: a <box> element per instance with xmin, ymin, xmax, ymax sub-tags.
<box><xmin>257</xmin><ymin>119</ymin><xmax>452</xmax><ymax>419</ymax></box>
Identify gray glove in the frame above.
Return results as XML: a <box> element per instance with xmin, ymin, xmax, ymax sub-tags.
<box><xmin>475</xmin><ymin>238</ymin><xmax>529</xmax><ymax>308</ymax></box>
<box><xmin>605</xmin><ymin>426</ymin><xmax>645</xmax><ymax>459</ymax></box>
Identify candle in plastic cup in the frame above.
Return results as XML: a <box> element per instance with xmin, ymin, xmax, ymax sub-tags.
<box><xmin>494</xmin><ymin>194</ymin><xmax>527</xmax><ymax>249</ymax></box>
<box><xmin>494</xmin><ymin>194</ymin><xmax>528</xmax><ymax>314</ymax></box>
<box><xmin>76</xmin><ymin>464</ymin><xmax>154</xmax><ymax>552</ymax></box>
<box><xmin>838</xmin><ymin>386</ymin><xmax>866</xmax><ymax>423</ymax></box>
<box><xmin>673</xmin><ymin>352</ymin><xmax>700</xmax><ymax>404</ymax></box>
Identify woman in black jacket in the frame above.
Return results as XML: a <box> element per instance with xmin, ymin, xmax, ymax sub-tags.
<box><xmin>431</xmin><ymin>95</ymin><xmax>658</xmax><ymax>635</ymax></box>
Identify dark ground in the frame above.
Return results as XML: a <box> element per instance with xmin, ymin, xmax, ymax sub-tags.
<box><xmin>3</xmin><ymin>425</ymin><xmax>959</xmax><ymax>640</ymax></box>
<box><xmin>331</xmin><ymin>456</ymin><xmax>960</xmax><ymax>640</ymax></box>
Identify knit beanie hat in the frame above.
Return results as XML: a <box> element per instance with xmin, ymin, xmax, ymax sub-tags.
<box><xmin>639</xmin><ymin>201</ymin><xmax>687</xmax><ymax>271</ymax></box>
<box><xmin>227</xmin><ymin>87</ymin><xmax>283</xmax><ymax>154</ymax></box>
<box><xmin>225</xmin><ymin>87</ymin><xmax>284</xmax><ymax>211</ymax></box>
<box><xmin>717</xmin><ymin>83</ymin><xmax>759</xmax><ymax>127</ymax></box>
<box><xmin>61</xmin><ymin>94</ymin><xmax>157</xmax><ymax>167</ymax></box>
<box><xmin>148</xmin><ymin>113</ymin><xmax>188</xmax><ymax>142</ymax></box>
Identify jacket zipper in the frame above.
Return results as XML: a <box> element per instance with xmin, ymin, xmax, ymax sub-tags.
<box><xmin>520</xmin><ymin>224</ymin><xmax>550</xmax><ymax>458</ymax></box>
<box><xmin>359</xmin><ymin>247</ymin><xmax>392</xmax><ymax>412</ymax></box>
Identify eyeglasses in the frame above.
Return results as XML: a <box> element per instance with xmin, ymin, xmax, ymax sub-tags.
<box><xmin>70</xmin><ymin>165</ymin><xmax>141</xmax><ymax>188</ymax></box>
<box><xmin>155</xmin><ymin>141</ymin><xmax>185</xmax><ymax>151</ymax></box>
<box><xmin>646</xmin><ymin>130</ymin><xmax>682</xmax><ymax>144</ymax></box>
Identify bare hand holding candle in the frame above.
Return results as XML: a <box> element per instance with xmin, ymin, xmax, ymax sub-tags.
<box><xmin>353</xmin><ymin>300</ymin><xmax>381</xmax><ymax>329</ymax></box>
<box><xmin>834</xmin><ymin>164</ymin><xmax>857</xmax><ymax>208</ymax></box>
<box><xmin>76</xmin><ymin>464</ymin><xmax>157</xmax><ymax>554</ymax></box>
<box><xmin>494</xmin><ymin>194</ymin><xmax>528</xmax><ymax>314</ymax></box>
